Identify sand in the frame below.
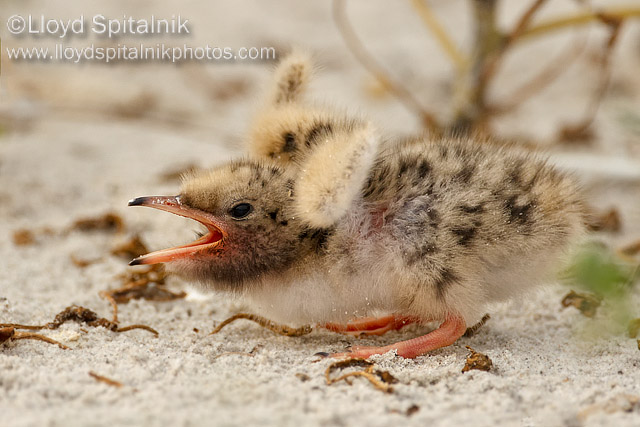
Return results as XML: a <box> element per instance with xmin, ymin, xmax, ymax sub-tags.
<box><xmin>1</xmin><ymin>1</ymin><xmax>640</xmax><ymax>426</ymax></box>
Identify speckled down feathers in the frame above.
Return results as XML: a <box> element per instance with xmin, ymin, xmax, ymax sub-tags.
<box><xmin>173</xmin><ymin>53</ymin><xmax>587</xmax><ymax>327</ymax></box>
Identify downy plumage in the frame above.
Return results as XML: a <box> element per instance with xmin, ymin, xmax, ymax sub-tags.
<box><xmin>129</xmin><ymin>52</ymin><xmax>587</xmax><ymax>358</ymax></box>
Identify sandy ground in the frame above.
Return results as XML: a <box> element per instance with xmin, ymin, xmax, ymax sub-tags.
<box><xmin>1</xmin><ymin>1</ymin><xmax>640</xmax><ymax>426</ymax></box>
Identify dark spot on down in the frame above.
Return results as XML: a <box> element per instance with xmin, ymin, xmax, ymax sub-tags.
<box><xmin>305</xmin><ymin>123</ymin><xmax>333</xmax><ymax>147</ymax></box>
<box><xmin>505</xmin><ymin>195</ymin><xmax>535</xmax><ymax>224</ymax></box>
<box><xmin>460</xmin><ymin>204</ymin><xmax>484</xmax><ymax>214</ymax></box>
<box><xmin>297</xmin><ymin>227</ymin><xmax>334</xmax><ymax>252</ymax></box>
<box><xmin>406</xmin><ymin>241</ymin><xmax>438</xmax><ymax>265</ymax></box>
<box><xmin>268</xmin><ymin>209</ymin><xmax>279</xmax><ymax>221</ymax></box>
<box><xmin>376</xmin><ymin>164</ymin><xmax>392</xmax><ymax>182</ymax></box>
<box><xmin>434</xmin><ymin>268</ymin><xmax>457</xmax><ymax>299</ymax></box>
<box><xmin>507</xmin><ymin>163</ymin><xmax>522</xmax><ymax>187</ymax></box>
<box><xmin>297</xmin><ymin>230</ymin><xmax>309</xmax><ymax>241</ymax></box>
<box><xmin>452</xmin><ymin>226</ymin><xmax>477</xmax><ymax>246</ymax></box>
<box><xmin>363</xmin><ymin>164</ymin><xmax>393</xmax><ymax>199</ymax></box>
<box><xmin>438</xmin><ymin>145</ymin><xmax>449</xmax><ymax>159</ymax></box>
<box><xmin>286</xmin><ymin>78</ymin><xmax>297</xmax><ymax>94</ymax></box>
<box><xmin>417</xmin><ymin>160</ymin><xmax>431</xmax><ymax>179</ymax></box>
<box><xmin>455</xmin><ymin>163</ymin><xmax>476</xmax><ymax>183</ymax></box>
<box><xmin>269</xmin><ymin>166</ymin><xmax>282</xmax><ymax>176</ymax></box>
<box><xmin>283</xmin><ymin>132</ymin><xmax>296</xmax><ymax>152</ymax></box>
<box><xmin>398</xmin><ymin>157</ymin><xmax>414</xmax><ymax>175</ymax></box>
<box><xmin>362</xmin><ymin>180</ymin><xmax>375</xmax><ymax>199</ymax></box>
<box><xmin>311</xmin><ymin>228</ymin><xmax>334</xmax><ymax>252</ymax></box>
<box><xmin>427</xmin><ymin>208</ymin><xmax>440</xmax><ymax>227</ymax></box>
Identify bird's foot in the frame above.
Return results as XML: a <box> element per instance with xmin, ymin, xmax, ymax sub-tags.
<box><xmin>323</xmin><ymin>315</ymin><xmax>417</xmax><ymax>337</ymax></box>
<box><xmin>331</xmin><ymin>315</ymin><xmax>466</xmax><ymax>359</ymax></box>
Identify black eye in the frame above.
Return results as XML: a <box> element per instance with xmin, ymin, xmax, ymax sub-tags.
<box><xmin>230</xmin><ymin>203</ymin><xmax>253</xmax><ymax>219</ymax></box>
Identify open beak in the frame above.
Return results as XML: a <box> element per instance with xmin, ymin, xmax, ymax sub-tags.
<box><xmin>127</xmin><ymin>196</ymin><xmax>225</xmax><ymax>266</ymax></box>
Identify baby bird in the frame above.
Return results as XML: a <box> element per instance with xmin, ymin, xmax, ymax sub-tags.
<box><xmin>129</xmin><ymin>53</ymin><xmax>587</xmax><ymax>359</ymax></box>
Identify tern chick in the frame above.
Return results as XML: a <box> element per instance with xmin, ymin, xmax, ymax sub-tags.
<box><xmin>129</xmin><ymin>52</ymin><xmax>587</xmax><ymax>359</ymax></box>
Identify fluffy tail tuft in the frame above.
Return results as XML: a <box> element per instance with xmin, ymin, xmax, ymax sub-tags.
<box><xmin>271</xmin><ymin>50</ymin><xmax>313</xmax><ymax>105</ymax></box>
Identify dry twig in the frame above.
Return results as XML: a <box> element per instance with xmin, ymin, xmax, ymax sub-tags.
<box><xmin>110</xmin><ymin>234</ymin><xmax>150</xmax><ymax>260</ymax></box>
<box><xmin>89</xmin><ymin>371</ymin><xmax>124</xmax><ymax>388</ymax></box>
<box><xmin>69</xmin><ymin>212</ymin><xmax>124</xmax><ymax>233</ymax></box>
<box><xmin>410</xmin><ymin>0</ymin><xmax>467</xmax><ymax>70</ymax></box>
<box><xmin>210</xmin><ymin>313</ymin><xmax>312</xmax><ymax>337</ymax></box>
<box><xmin>558</xmin><ymin>18</ymin><xmax>623</xmax><ymax>142</ymax></box>
<box><xmin>337</xmin><ymin>0</ymin><xmax>639</xmax><ymax>138</ymax></box>
<box><xmin>105</xmin><ymin>235</ymin><xmax>186</xmax><ymax>323</ymax></box>
<box><xmin>325</xmin><ymin>358</ymin><xmax>396</xmax><ymax>393</ymax></box>
<box><xmin>619</xmin><ymin>240</ymin><xmax>640</xmax><ymax>258</ymax></box>
<box><xmin>70</xmin><ymin>254</ymin><xmax>101</xmax><ymax>268</ymax></box>
<box><xmin>0</xmin><ymin>305</ymin><xmax>158</xmax><ymax>337</ymax></box>
<box><xmin>456</xmin><ymin>0</ymin><xmax>548</xmax><ymax>132</ymax></box>
<box><xmin>12</xmin><ymin>229</ymin><xmax>36</xmax><ymax>246</ymax></box>
<box><xmin>463</xmin><ymin>313</ymin><xmax>491</xmax><ymax>337</ymax></box>
<box><xmin>494</xmin><ymin>35</ymin><xmax>587</xmax><ymax>112</ymax></box>
<box><xmin>0</xmin><ymin>326</ymin><xmax>69</xmax><ymax>350</ymax></box>
<box><xmin>102</xmin><ymin>264</ymin><xmax>185</xmax><ymax>323</ymax></box>
<box><xmin>587</xmin><ymin>207</ymin><xmax>622</xmax><ymax>233</ymax></box>
<box><xmin>519</xmin><ymin>7</ymin><xmax>640</xmax><ymax>40</ymax></box>
<box><xmin>111</xmin><ymin>265</ymin><xmax>182</xmax><ymax>302</ymax></box>
<box><xmin>332</xmin><ymin>0</ymin><xmax>441</xmax><ymax>133</ymax></box>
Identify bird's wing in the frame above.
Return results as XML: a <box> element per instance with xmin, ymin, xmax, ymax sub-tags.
<box><xmin>293</xmin><ymin>124</ymin><xmax>379</xmax><ymax>228</ymax></box>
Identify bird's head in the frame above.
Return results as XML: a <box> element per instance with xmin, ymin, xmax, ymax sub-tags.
<box><xmin>129</xmin><ymin>160</ymin><xmax>308</xmax><ymax>289</ymax></box>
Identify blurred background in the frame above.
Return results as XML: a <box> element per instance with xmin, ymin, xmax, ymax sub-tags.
<box><xmin>1</xmin><ymin>1</ymin><xmax>640</xmax><ymax>426</ymax></box>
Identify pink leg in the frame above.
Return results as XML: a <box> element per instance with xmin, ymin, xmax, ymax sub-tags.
<box><xmin>332</xmin><ymin>315</ymin><xmax>467</xmax><ymax>359</ymax></box>
<box><xmin>324</xmin><ymin>315</ymin><xmax>417</xmax><ymax>336</ymax></box>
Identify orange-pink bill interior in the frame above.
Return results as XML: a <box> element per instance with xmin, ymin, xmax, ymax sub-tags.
<box><xmin>128</xmin><ymin>195</ymin><xmax>224</xmax><ymax>265</ymax></box>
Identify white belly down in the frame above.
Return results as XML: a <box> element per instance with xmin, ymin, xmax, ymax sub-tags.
<box><xmin>243</xmin><ymin>269</ymin><xmax>397</xmax><ymax>326</ymax></box>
